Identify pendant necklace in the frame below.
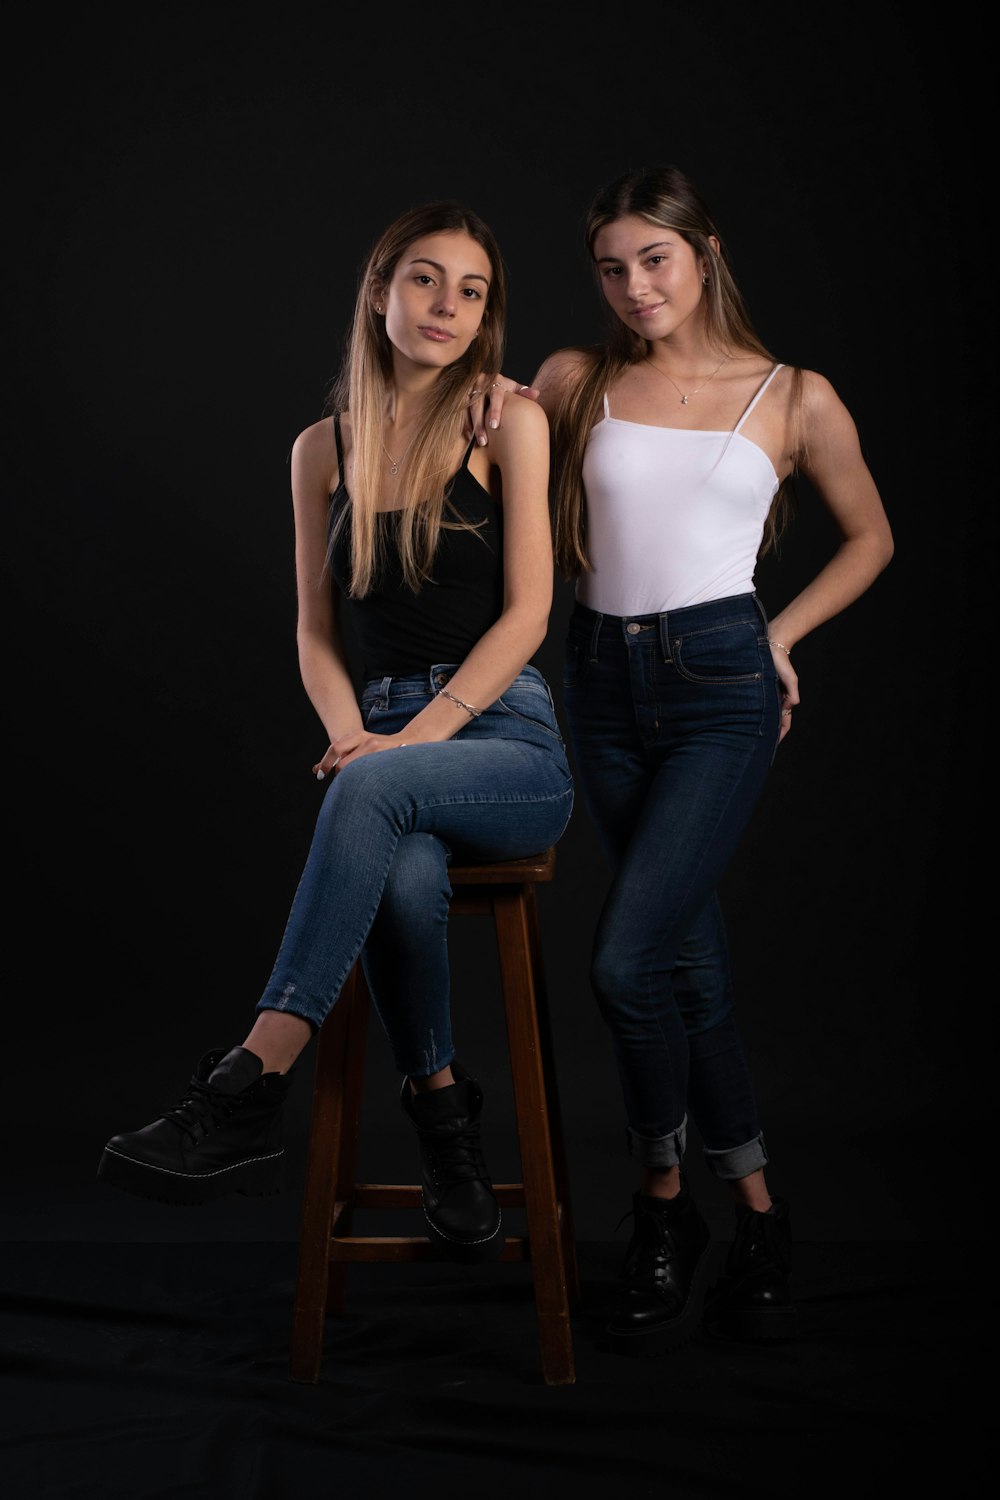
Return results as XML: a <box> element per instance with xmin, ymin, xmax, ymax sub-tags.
<box><xmin>647</xmin><ymin>352</ymin><xmax>730</xmax><ymax>405</ymax></box>
<box><xmin>380</xmin><ymin>430</ymin><xmax>417</xmax><ymax>477</ymax></box>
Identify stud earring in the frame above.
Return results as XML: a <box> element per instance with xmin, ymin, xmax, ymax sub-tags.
<box><xmin>376</xmin><ymin>303</ymin><xmax>384</xmax><ymax>314</ymax></box>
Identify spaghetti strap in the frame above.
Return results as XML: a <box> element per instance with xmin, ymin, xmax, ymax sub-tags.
<box><xmin>332</xmin><ymin>412</ymin><xmax>345</xmax><ymax>474</ymax></box>
<box><xmin>459</xmin><ymin>434</ymin><xmax>477</xmax><ymax>470</ymax></box>
<box><xmin>602</xmin><ymin>393</ymin><xmax>611</xmax><ymax>419</ymax></box>
<box><xmin>732</xmin><ymin>364</ymin><xmax>784</xmax><ymax>436</ymax></box>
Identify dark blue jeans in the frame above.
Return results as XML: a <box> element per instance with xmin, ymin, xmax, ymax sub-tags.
<box><xmin>563</xmin><ymin>594</ymin><xmax>781</xmax><ymax>1180</ymax></box>
<box><xmin>255</xmin><ymin>665</ymin><xmax>574</xmax><ymax>1077</ymax></box>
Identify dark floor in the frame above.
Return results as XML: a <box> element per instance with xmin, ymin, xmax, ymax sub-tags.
<box><xmin>2</xmin><ymin>1231</ymin><xmax>985</xmax><ymax>1500</ymax></box>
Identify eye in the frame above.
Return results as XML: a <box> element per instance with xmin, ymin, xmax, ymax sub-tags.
<box><xmin>414</xmin><ymin>274</ymin><xmax>436</xmax><ymax>286</ymax></box>
<box><xmin>460</xmin><ymin>286</ymin><xmax>483</xmax><ymax>300</ymax></box>
<box><xmin>602</xmin><ymin>265</ymin><xmax>624</xmax><ymax>279</ymax></box>
<box><xmin>646</xmin><ymin>255</ymin><xmax>666</xmax><ymax>267</ymax></box>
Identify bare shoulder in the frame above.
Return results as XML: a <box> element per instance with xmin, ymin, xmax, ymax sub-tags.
<box><xmin>797</xmin><ymin>368</ymin><xmax>864</xmax><ymax>443</ymax></box>
<box><xmin>291</xmin><ymin>413</ymin><xmax>341</xmax><ymax>493</ymax></box>
<box><xmin>494</xmin><ymin>388</ymin><xmax>549</xmax><ymax>438</ymax></box>
<box><xmin>483</xmin><ymin>383</ymin><xmax>549</xmax><ymax>479</ymax></box>
<box><xmin>292</xmin><ymin>413</ymin><xmax>338</xmax><ymax>459</ymax></box>
<box><xmin>791</xmin><ymin>364</ymin><xmax>869</xmax><ymax>471</ymax></box>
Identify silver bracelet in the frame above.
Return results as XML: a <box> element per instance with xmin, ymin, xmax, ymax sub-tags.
<box><xmin>438</xmin><ymin>687</ymin><xmax>481</xmax><ymax>718</ymax></box>
<box><xmin>768</xmin><ymin>638</ymin><xmax>792</xmax><ymax>657</ymax></box>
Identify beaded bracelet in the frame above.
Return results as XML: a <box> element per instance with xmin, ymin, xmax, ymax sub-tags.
<box><xmin>768</xmin><ymin>639</ymin><xmax>792</xmax><ymax>657</ymax></box>
<box><xmin>438</xmin><ymin>687</ymin><xmax>481</xmax><ymax>718</ymax></box>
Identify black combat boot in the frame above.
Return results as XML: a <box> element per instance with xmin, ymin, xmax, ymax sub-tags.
<box><xmin>97</xmin><ymin>1047</ymin><xmax>294</xmax><ymax>1205</ymax></box>
<box><xmin>401</xmin><ymin>1062</ymin><xmax>503</xmax><ymax>1265</ymax></box>
<box><xmin>704</xmin><ymin>1196</ymin><xmax>797</xmax><ymax>1342</ymax></box>
<box><xmin>607</xmin><ymin>1179</ymin><xmax>713</xmax><ymax>1355</ymax></box>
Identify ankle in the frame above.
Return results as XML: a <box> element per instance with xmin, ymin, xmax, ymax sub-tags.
<box><xmin>728</xmin><ymin>1169</ymin><xmax>772</xmax><ymax>1214</ymax></box>
<box><xmin>240</xmin><ymin>1013</ymin><xmax>312</xmax><ymax>1075</ymax></box>
<box><xmin>409</xmin><ymin>1065</ymin><xmax>457</xmax><ymax>1095</ymax></box>
<box><xmin>640</xmin><ymin>1167</ymin><xmax>682</xmax><ymax>1201</ymax></box>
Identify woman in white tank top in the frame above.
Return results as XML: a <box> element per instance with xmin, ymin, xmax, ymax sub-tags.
<box><xmin>478</xmin><ymin>165</ymin><xmax>893</xmax><ymax>1356</ymax></box>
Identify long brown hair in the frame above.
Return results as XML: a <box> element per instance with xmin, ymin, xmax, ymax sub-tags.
<box><xmin>551</xmin><ymin>165</ymin><xmax>802</xmax><ymax>579</ymax></box>
<box><xmin>325</xmin><ymin>201</ymin><xmax>508</xmax><ymax>595</ymax></box>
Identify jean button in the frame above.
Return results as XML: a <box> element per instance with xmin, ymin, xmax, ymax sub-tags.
<box><xmin>626</xmin><ymin>622</ymin><xmax>641</xmax><ymax>635</ymax></box>
<box><xmin>435</xmin><ymin>673</ymin><xmax>448</xmax><ymax>685</ymax></box>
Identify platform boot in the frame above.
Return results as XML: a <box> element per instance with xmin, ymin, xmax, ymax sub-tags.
<box><xmin>607</xmin><ymin>1178</ymin><xmax>713</xmax><ymax>1355</ymax></box>
<box><xmin>704</xmin><ymin>1196</ymin><xmax>797</xmax><ymax>1342</ymax></box>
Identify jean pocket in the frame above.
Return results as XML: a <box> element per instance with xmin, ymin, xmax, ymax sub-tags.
<box><xmin>359</xmin><ymin>686</ymin><xmax>380</xmax><ymax>723</ymax></box>
<box><xmin>672</xmin><ymin>619</ymin><xmax>767</xmax><ymax>685</ymax></box>
<box><xmin>562</xmin><ymin>639</ymin><xmax>591</xmax><ymax>689</ymax></box>
<box><xmin>495</xmin><ymin>673</ymin><xmax>564</xmax><ymax>741</ymax></box>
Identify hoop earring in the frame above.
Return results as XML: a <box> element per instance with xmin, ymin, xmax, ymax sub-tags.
<box><xmin>702</xmin><ymin>274</ymin><xmax>710</xmax><ymax>286</ymax></box>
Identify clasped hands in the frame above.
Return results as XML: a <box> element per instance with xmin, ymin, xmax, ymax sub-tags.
<box><xmin>313</xmin><ymin>729</ymin><xmax>410</xmax><ymax>780</ymax></box>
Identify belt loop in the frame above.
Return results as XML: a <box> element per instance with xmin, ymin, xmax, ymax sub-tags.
<box><xmin>751</xmin><ymin>592</ymin><xmax>770</xmax><ymax>635</ymax></box>
<box><xmin>658</xmin><ymin>612</ymin><xmax>672</xmax><ymax>663</ymax></box>
<box><xmin>588</xmin><ymin>611</ymin><xmax>603</xmax><ymax>663</ymax></box>
<box><xmin>378</xmin><ymin>675</ymin><xmax>392</xmax><ymax>709</ymax></box>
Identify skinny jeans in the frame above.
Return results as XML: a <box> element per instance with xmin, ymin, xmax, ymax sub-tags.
<box><xmin>562</xmin><ymin>595</ymin><xmax>780</xmax><ymax>1180</ymax></box>
<box><xmin>255</xmin><ymin>665</ymin><xmax>574</xmax><ymax>1077</ymax></box>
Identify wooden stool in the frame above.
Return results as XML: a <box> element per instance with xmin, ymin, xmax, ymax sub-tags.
<box><xmin>289</xmin><ymin>847</ymin><xmax>579</xmax><ymax>1386</ymax></box>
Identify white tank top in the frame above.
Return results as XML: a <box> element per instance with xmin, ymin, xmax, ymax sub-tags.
<box><xmin>577</xmin><ymin>364</ymin><xmax>784</xmax><ymax>615</ymax></box>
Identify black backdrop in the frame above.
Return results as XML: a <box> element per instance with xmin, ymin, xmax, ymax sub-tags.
<box><xmin>4</xmin><ymin>3</ymin><xmax>985</xmax><ymax>1254</ymax></box>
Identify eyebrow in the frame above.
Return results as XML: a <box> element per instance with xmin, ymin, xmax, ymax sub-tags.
<box><xmin>595</xmin><ymin>239</ymin><xmax>676</xmax><ymax>264</ymax></box>
<box><xmin>407</xmin><ymin>256</ymin><xmax>490</xmax><ymax>286</ymax></box>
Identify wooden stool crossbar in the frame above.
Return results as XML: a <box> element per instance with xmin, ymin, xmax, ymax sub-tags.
<box><xmin>289</xmin><ymin>847</ymin><xmax>579</xmax><ymax>1386</ymax></box>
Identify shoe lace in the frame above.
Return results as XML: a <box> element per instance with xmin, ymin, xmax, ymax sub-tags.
<box><xmin>163</xmin><ymin>1077</ymin><xmax>244</xmax><ymax>1145</ymax></box>
<box><xmin>420</xmin><ymin>1122</ymin><xmax>492</xmax><ymax>1193</ymax></box>
<box><xmin>616</xmin><ymin>1204</ymin><xmax>676</xmax><ymax>1280</ymax></box>
<box><xmin>729</xmin><ymin>1207</ymin><xmax>791</xmax><ymax>1276</ymax></box>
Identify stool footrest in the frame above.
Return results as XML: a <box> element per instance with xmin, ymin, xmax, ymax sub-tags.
<box><xmin>329</xmin><ymin>1237</ymin><xmax>530</xmax><ymax>1263</ymax></box>
<box><xmin>348</xmin><ymin>1183</ymin><xmax>528</xmax><ymax>1209</ymax></box>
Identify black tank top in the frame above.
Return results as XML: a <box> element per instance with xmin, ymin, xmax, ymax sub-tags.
<box><xmin>327</xmin><ymin>413</ymin><xmax>504</xmax><ymax>680</ymax></box>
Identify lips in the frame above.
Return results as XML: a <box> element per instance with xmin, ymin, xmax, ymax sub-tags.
<box><xmin>630</xmin><ymin>302</ymin><xmax>665</xmax><ymax>319</ymax></box>
<box><xmin>418</xmin><ymin>326</ymin><xmax>457</xmax><ymax>342</ymax></box>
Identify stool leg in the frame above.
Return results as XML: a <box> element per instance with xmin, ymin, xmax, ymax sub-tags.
<box><xmin>494</xmin><ymin>888</ymin><xmax>576</xmax><ymax>1386</ymax></box>
<box><xmin>327</xmin><ymin>967</ymin><xmax>369</xmax><ymax>1313</ymax></box>
<box><xmin>523</xmin><ymin>887</ymin><xmax>581</xmax><ymax>1307</ymax></box>
<box><xmin>289</xmin><ymin>964</ymin><xmax>368</xmax><ymax>1383</ymax></box>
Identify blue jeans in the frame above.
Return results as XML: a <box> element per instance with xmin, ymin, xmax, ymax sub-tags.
<box><xmin>563</xmin><ymin>595</ymin><xmax>781</xmax><ymax>1181</ymax></box>
<box><xmin>255</xmin><ymin>664</ymin><xmax>574</xmax><ymax>1077</ymax></box>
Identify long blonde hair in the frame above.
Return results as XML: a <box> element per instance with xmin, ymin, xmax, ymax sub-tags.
<box><xmin>551</xmin><ymin>165</ymin><xmax>803</xmax><ymax>580</ymax></box>
<box><xmin>325</xmin><ymin>201</ymin><xmax>508</xmax><ymax>596</ymax></box>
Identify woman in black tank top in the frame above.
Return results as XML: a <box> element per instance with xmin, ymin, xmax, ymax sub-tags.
<box><xmin>98</xmin><ymin>203</ymin><xmax>573</xmax><ymax>1278</ymax></box>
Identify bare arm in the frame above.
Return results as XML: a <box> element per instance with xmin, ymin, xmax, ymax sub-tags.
<box><xmin>764</xmin><ymin>372</ymin><xmax>893</xmax><ymax>736</ymax></box>
<box><xmin>289</xmin><ymin>418</ymin><xmax>364</xmax><ymax>745</ymax></box>
<box><xmin>767</xmin><ymin>371</ymin><xmax>894</xmax><ymax>650</ymax></box>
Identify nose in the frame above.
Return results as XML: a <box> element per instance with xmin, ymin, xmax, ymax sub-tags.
<box><xmin>624</xmin><ymin>265</ymin><xmax>649</xmax><ymax>300</ymax></box>
<box><xmin>431</xmin><ymin>283</ymin><xmax>457</xmax><ymax>317</ymax></box>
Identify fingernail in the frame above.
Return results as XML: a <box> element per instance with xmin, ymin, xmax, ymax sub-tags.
<box><xmin>315</xmin><ymin>769</ymin><xmax>325</xmax><ymax>780</ymax></box>
<box><xmin>478</xmin><ymin>434</ymin><xmax>487</xmax><ymax>445</ymax></box>
<box><xmin>489</xmin><ymin>418</ymin><xmax>498</xmax><ymax>429</ymax></box>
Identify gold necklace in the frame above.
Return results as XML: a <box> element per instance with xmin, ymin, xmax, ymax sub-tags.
<box><xmin>646</xmin><ymin>352</ymin><xmax>730</xmax><ymax>405</ymax></box>
<box><xmin>380</xmin><ymin>430</ymin><xmax>417</xmax><ymax>477</ymax></box>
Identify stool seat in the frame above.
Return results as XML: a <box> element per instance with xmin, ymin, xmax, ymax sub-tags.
<box><xmin>289</xmin><ymin>847</ymin><xmax>579</xmax><ymax>1386</ymax></box>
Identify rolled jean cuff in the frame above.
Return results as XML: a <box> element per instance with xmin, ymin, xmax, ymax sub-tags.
<box><xmin>626</xmin><ymin>1117</ymin><xmax>688</xmax><ymax>1170</ymax></box>
<box><xmin>702</xmin><ymin>1132</ymin><xmax>769</xmax><ymax>1181</ymax></box>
